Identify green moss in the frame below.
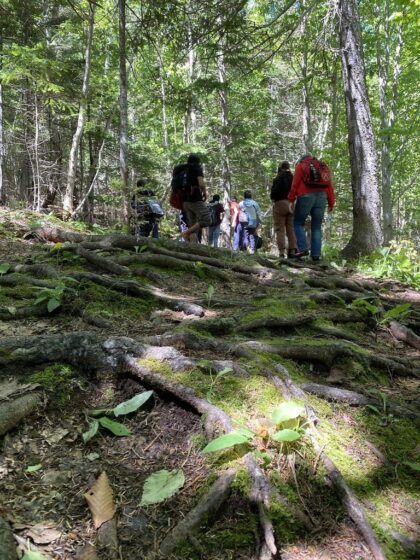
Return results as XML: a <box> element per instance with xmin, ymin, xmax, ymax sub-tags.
<box><xmin>240</xmin><ymin>297</ymin><xmax>301</xmax><ymax>326</ymax></box>
<box><xmin>29</xmin><ymin>363</ymin><xmax>74</xmax><ymax>389</ymax></box>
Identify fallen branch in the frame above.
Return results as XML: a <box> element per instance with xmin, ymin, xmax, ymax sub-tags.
<box><xmin>0</xmin><ymin>391</ymin><xmax>43</xmax><ymax>435</ymax></box>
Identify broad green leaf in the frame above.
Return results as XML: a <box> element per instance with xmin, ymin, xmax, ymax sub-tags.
<box><xmin>89</xmin><ymin>407</ymin><xmax>113</xmax><ymax>417</ymax></box>
<box><xmin>26</xmin><ymin>464</ymin><xmax>42</xmax><ymax>473</ymax></box>
<box><xmin>271</xmin><ymin>402</ymin><xmax>305</xmax><ymax>424</ymax></box>
<box><xmin>216</xmin><ymin>367</ymin><xmax>233</xmax><ymax>376</ymax></box>
<box><xmin>113</xmin><ymin>390</ymin><xmax>153</xmax><ymax>417</ymax></box>
<box><xmin>47</xmin><ymin>298</ymin><xmax>61</xmax><ymax>312</ymax></box>
<box><xmin>202</xmin><ymin>431</ymin><xmax>251</xmax><ymax>453</ymax></box>
<box><xmin>34</xmin><ymin>291</ymin><xmax>50</xmax><ymax>305</ymax></box>
<box><xmin>98</xmin><ymin>416</ymin><xmax>131</xmax><ymax>436</ymax></box>
<box><xmin>383</xmin><ymin>303</ymin><xmax>411</xmax><ymax>321</ymax></box>
<box><xmin>83</xmin><ymin>419</ymin><xmax>99</xmax><ymax>443</ymax></box>
<box><xmin>22</xmin><ymin>551</ymin><xmax>48</xmax><ymax>560</ymax></box>
<box><xmin>403</xmin><ymin>461</ymin><xmax>420</xmax><ymax>472</ymax></box>
<box><xmin>207</xmin><ymin>285</ymin><xmax>214</xmax><ymax>299</ymax></box>
<box><xmin>140</xmin><ymin>469</ymin><xmax>185</xmax><ymax>506</ymax></box>
<box><xmin>271</xmin><ymin>429</ymin><xmax>301</xmax><ymax>442</ymax></box>
<box><xmin>235</xmin><ymin>426</ymin><xmax>256</xmax><ymax>439</ymax></box>
<box><xmin>0</xmin><ymin>263</ymin><xmax>10</xmax><ymax>274</ymax></box>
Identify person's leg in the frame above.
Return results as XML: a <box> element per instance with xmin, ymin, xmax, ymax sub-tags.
<box><xmin>182</xmin><ymin>202</ymin><xmax>200</xmax><ymax>241</ymax></box>
<box><xmin>151</xmin><ymin>221</ymin><xmax>159</xmax><ymax>239</ymax></box>
<box><xmin>139</xmin><ymin>221</ymin><xmax>152</xmax><ymax>238</ymax></box>
<box><xmin>286</xmin><ymin>211</ymin><xmax>297</xmax><ymax>255</ymax></box>
<box><xmin>309</xmin><ymin>192</ymin><xmax>327</xmax><ymax>258</ymax></box>
<box><xmin>213</xmin><ymin>224</ymin><xmax>221</xmax><ymax>247</ymax></box>
<box><xmin>273</xmin><ymin>201</ymin><xmax>287</xmax><ymax>256</ymax></box>
<box><xmin>208</xmin><ymin>226</ymin><xmax>215</xmax><ymax>247</ymax></box>
<box><xmin>293</xmin><ymin>194</ymin><xmax>315</xmax><ymax>253</ymax></box>
<box><xmin>233</xmin><ymin>223</ymin><xmax>240</xmax><ymax>250</ymax></box>
<box><xmin>246</xmin><ymin>228</ymin><xmax>256</xmax><ymax>253</ymax></box>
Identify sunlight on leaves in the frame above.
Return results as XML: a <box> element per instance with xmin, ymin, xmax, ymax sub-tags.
<box><xmin>140</xmin><ymin>469</ymin><xmax>185</xmax><ymax>506</ymax></box>
<box><xmin>98</xmin><ymin>416</ymin><xmax>131</xmax><ymax>436</ymax></box>
<box><xmin>113</xmin><ymin>390</ymin><xmax>153</xmax><ymax>417</ymax></box>
<box><xmin>202</xmin><ymin>431</ymin><xmax>251</xmax><ymax>453</ymax></box>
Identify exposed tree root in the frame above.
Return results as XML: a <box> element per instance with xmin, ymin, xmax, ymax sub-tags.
<box><xmin>76</xmin><ymin>246</ymin><xmax>130</xmax><ymax>275</ymax></box>
<box><xmin>312</xmin><ymin>324</ymin><xmax>360</xmax><ymax>342</ymax></box>
<box><xmin>0</xmin><ymin>302</ymin><xmax>51</xmax><ymax>321</ymax></box>
<box><xmin>9</xmin><ymin>263</ymin><xmax>58</xmax><ymax>278</ymax></box>
<box><xmin>0</xmin><ymin>274</ymin><xmax>56</xmax><ymax>289</ymax></box>
<box><xmin>159</xmin><ymin>469</ymin><xmax>236</xmax><ymax>557</ymax></box>
<box><xmin>237</xmin><ymin>339</ymin><xmax>418</xmax><ymax>377</ymax></box>
<box><xmin>239</xmin><ymin>315</ymin><xmax>315</xmax><ymax>332</ymax></box>
<box><xmin>69</xmin><ymin>271</ymin><xmax>205</xmax><ymax>316</ymax></box>
<box><xmin>274</xmin><ymin>365</ymin><xmax>387</xmax><ymax>560</ymax></box>
<box><xmin>0</xmin><ymin>391</ymin><xmax>43</xmax><ymax>435</ymax></box>
<box><xmin>300</xmin><ymin>382</ymin><xmax>419</xmax><ymax>420</ymax></box>
<box><xmin>310</xmin><ymin>289</ymin><xmax>365</xmax><ymax>304</ymax></box>
<box><xmin>389</xmin><ymin>320</ymin><xmax>420</xmax><ymax>350</ymax></box>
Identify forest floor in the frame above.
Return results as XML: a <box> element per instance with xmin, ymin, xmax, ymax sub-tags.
<box><xmin>0</xmin><ymin>208</ymin><xmax>419</xmax><ymax>560</ymax></box>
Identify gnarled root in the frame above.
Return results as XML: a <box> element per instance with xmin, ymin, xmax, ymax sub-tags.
<box><xmin>159</xmin><ymin>469</ymin><xmax>236</xmax><ymax>557</ymax></box>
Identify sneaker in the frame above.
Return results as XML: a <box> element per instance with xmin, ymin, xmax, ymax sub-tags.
<box><xmin>311</xmin><ymin>256</ymin><xmax>320</xmax><ymax>262</ymax></box>
<box><xmin>295</xmin><ymin>250</ymin><xmax>309</xmax><ymax>258</ymax></box>
<box><xmin>287</xmin><ymin>249</ymin><xmax>298</xmax><ymax>258</ymax></box>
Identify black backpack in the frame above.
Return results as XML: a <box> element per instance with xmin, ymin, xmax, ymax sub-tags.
<box><xmin>171</xmin><ymin>164</ymin><xmax>189</xmax><ymax>194</ymax></box>
<box><xmin>270</xmin><ymin>171</ymin><xmax>293</xmax><ymax>201</ymax></box>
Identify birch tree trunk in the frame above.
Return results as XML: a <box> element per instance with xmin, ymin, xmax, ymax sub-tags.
<box><xmin>118</xmin><ymin>0</ymin><xmax>130</xmax><ymax>226</ymax></box>
<box><xmin>337</xmin><ymin>0</ymin><xmax>382</xmax><ymax>257</ymax></box>
<box><xmin>301</xmin><ymin>3</ymin><xmax>313</xmax><ymax>154</ymax></box>
<box><xmin>63</xmin><ymin>1</ymin><xmax>95</xmax><ymax>217</ymax></box>
<box><xmin>184</xmin><ymin>12</ymin><xmax>197</xmax><ymax>144</ymax></box>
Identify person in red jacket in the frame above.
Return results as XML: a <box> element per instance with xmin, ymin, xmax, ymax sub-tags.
<box><xmin>288</xmin><ymin>154</ymin><xmax>335</xmax><ymax>261</ymax></box>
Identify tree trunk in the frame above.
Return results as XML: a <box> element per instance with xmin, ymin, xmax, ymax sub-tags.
<box><xmin>377</xmin><ymin>2</ymin><xmax>403</xmax><ymax>245</ymax></box>
<box><xmin>337</xmin><ymin>0</ymin><xmax>382</xmax><ymax>257</ymax></box>
<box><xmin>118</xmin><ymin>0</ymin><xmax>130</xmax><ymax>226</ymax></box>
<box><xmin>63</xmin><ymin>1</ymin><xmax>95</xmax><ymax>217</ymax></box>
<box><xmin>0</xmin><ymin>73</ymin><xmax>4</xmax><ymax>204</ymax></box>
<box><xmin>301</xmin><ymin>2</ymin><xmax>313</xmax><ymax>154</ymax></box>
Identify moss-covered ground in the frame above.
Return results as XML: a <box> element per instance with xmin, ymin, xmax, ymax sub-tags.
<box><xmin>0</xmin><ymin>208</ymin><xmax>419</xmax><ymax>560</ymax></box>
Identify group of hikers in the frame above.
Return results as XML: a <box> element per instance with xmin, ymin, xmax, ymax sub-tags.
<box><xmin>131</xmin><ymin>152</ymin><xmax>335</xmax><ymax>260</ymax></box>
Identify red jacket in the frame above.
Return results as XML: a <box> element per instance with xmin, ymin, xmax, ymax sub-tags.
<box><xmin>288</xmin><ymin>158</ymin><xmax>335</xmax><ymax>210</ymax></box>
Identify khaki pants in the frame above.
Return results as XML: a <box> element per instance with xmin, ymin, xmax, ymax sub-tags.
<box><xmin>272</xmin><ymin>200</ymin><xmax>297</xmax><ymax>253</ymax></box>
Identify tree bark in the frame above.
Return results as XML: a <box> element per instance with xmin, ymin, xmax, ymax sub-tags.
<box><xmin>337</xmin><ymin>0</ymin><xmax>383</xmax><ymax>257</ymax></box>
<box><xmin>118</xmin><ymin>0</ymin><xmax>130</xmax><ymax>227</ymax></box>
<box><xmin>63</xmin><ymin>1</ymin><xmax>95</xmax><ymax>217</ymax></box>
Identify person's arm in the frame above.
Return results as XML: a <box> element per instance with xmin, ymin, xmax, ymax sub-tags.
<box><xmin>327</xmin><ymin>182</ymin><xmax>335</xmax><ymax>211</ymax></box>
<box><xmin>255</xmin><ymin>202</ymin><xmax>262</xmax><ymax>223</ymax></box>
<box><xmin>288</xmin><ymin>165</ymin><xmax>301</xmax><ymax>204</ymax></box>
<box><xmin>198</xmin><ymin>176</ymin><xmax>207</xmax><ymax>200</ymax></box>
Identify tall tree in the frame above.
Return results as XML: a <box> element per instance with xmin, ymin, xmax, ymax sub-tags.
<box><xmin>337</xmin><ymin>0</ymin><xmax>382</xmax><ymax>257</ymax></box>
<box><xmin>63</xmin><ymin>1</ymin><xmax>95</xmax><ymax>217</ymax></box>
<box><xmin>118</xmin><ymin>0</ymin><xmax>130</xmax><ymax>226</ymax></box>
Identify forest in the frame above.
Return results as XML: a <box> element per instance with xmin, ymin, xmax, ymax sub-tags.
<box><xmin>0</xmin><ymin>1</ymin><xmax>419</xmax><ymax>560</ymax></box>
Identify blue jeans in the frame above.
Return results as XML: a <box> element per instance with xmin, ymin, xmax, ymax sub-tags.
<box><xmin>208</xmin><ymin>224</ymin><xmax>221</xmax><ymax>247</ymax></box>
<box><xmin>233</xmin><ymin>222</ymin><xmax>245</xmax><ymax>251</ymax></box>
<box><xmin>244</xmin><ymin>227</ymin><xmax>257</xmax><ymax>253</ymax></box>
<box><xmin>293</xmin><ymin>192</ymin><xmax>327</xmax><ymax>257</ymax></box>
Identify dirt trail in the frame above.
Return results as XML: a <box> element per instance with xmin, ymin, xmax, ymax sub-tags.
<box><xmin>0</xmin><ymin>210</ymin><xmax>419</xmax><ymax>560</ymax></box>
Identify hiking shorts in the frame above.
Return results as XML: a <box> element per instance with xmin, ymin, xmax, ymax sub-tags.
<box><xmin>183</xmin><ymin>200</ymin><xmax>211</xmax><ymax>227</ymax></box>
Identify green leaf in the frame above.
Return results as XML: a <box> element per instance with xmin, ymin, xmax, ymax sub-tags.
<box><xmin>235</xmin><ymin>426</ymin><xmax>256</xmax><ymax>439</ymax></box>
<box><xmin>82</xmin><ymin>419</ymin><xmax>99</xmax><ymax>443</ymax></box>
<box><xmin>113</xmin><ymin>390</ymin><xmax>153</xmax><ymax>417</ymax></box>
<box><xmin>89</xmin><ymin>407</ymin><xmax>114</xmax><ymax>417</ymax></box>
<box><xmin>383</xmin><ymin>303</ymin><xmax>411</xmax><ymax>321</ymax></box>
<box><xmin>366</xmin><ymin>404</ymin><xmax>381</xmax><ymax>415</ymax></box>
<box><xmin>271</xmin><ymin>429</ymin><xmax>301</xmax><ymax>442</ymax></box>
<box><xmin>47</xmin><ymin>298</ymin><xmax>61</xmax><ymax>312</ymax></box>
<box><xmin>271</xmin><ymin>402</ymin><xmax>305</xmax><ymax>424</ymax></box>
<box><xmin>0</xmin><ymin>263</ymin><xmax>10</xmax><ymax>274</ymax></box>
<box><xmin>141</xmin><ymin>469</ymin><xmax>185</xmax><ymax>506</ymax></box>
<box><xmin>22</xmin><ymin>551</ymin><xmax>48</xmax><ymax>560</ymax></box>
<box><xmin>403</xmin><ymin>461</ymin><xmax>420</xmax><ymax>472</ymax></box>
<box><xmin>98</xmin><ymin>416</ymin><xmax>131</xmax><ymax>436</ymax></box>
<box><xmin>26</xmin><ymin>464</ymin><xmax>42</xmax><ymax>473</ymax></box>
<box><xmin>202</xmin><ymin>431</ymin><xmax>251</xmax><ymax>453</ymax></box>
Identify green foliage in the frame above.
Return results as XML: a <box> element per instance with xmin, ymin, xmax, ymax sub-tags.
<box><xmin>29</xmin><ymin>364</ymin><xmax>73</xmax><ymax>390</ymax></box>
<box><xmin>98</xmin><ymin>416</ymin><xmax>131</xmax><ymax>436</ymax></box>
<box><xmin>202</xmin><ymin>400</ymin><xmax>306</xmax><ymax>456</ymax></box>
<box><xmin>33</xmin><ymin>278</ymin><xmax>79</xmax><ymax>312</ymax></box>
<box><xmin>206</xmin><ymin>366</ymin><xmax>233</xmax><ymax>402</ymax></box>
<box><xmin>140</xmin><ymin>469</ymin><xmax>185</xmax><ymax>506</ymax></box>
<box><xmin>0</xmin><ymin>263</ymin><xmax>11</xmax><ymax>275</ymax></box>
<box><xmin>356</xmin><ymin>241</ymin><xmax>420</xmax><ymax>288</ymax></box>
<box><xmin>82</xmin><ymin>390</ymin><xmax>153</xmax><ymax>442</ymax></box>
<box><xmin>206</xmin><ymin>284</ymin><xmax>215</xmax><ymax>307</ymax></box>
<box><xmin>22</xmin><ymin>550</ymin><xmax>48</xmax><ymax>560</ymax></box>
<box><xmin>26</xmin><ymin>464</ymin><xmax>42</xmax><ymax>473</ymax></box>
<box><xmin>113</xmin><ymin>390</ymin><xmax>153</xmax><ymax>416</ymax></box>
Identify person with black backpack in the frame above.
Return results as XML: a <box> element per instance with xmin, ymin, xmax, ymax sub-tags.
<box><xmin>170</xmin><ymin>154</ymin><xmax>211</xmax><ymax>242</ymax></box>
<box><xmin>270</xmin><ymin>161</ymin><xmax>297</xmax><ymax>258</ymax></box>
<box><xmin>288</xmin><ymin>154</ymin><xmax>335</xmax><ymax>261</ymax></box>
<box><xmin>131</xmin><ymin>179</ymin><xmax>164</xmax><ymax>239</ymax></box>
<box><xmin>207</xmin><ymin>194</ymin><xmax>225</xmax><ymax>247</ymax></box>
